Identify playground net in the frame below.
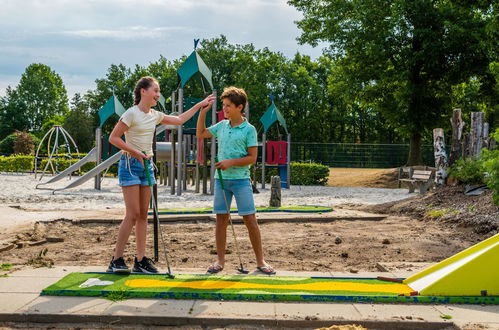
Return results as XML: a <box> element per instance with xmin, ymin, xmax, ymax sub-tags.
<box><xmin>290</xmin><ymin>142</ymin><xmax>434</xmax><ymax>168</ymax></box>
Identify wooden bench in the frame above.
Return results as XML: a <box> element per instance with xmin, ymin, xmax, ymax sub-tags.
<box><xmin>399</xmin><ymin>169</ymin><xmax>435</xmax><ymax>194</ymax></box>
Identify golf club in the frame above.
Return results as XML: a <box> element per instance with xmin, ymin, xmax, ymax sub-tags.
<box><xmin>144</xmin><ymin>156</ymin><xmax>175</xmax><ymax>279</ymax></box>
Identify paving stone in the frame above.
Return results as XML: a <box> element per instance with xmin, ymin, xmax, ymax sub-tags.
<box><xmin>0</xmin><ymin>276</ymin><xmax>56</xmax><ymax>293</ymax></box>
<box><xmin>19</xmin><ymin>296</ymin><xmax>113</xmax><ymax>315</ymax></box>
<box><xmin>275</xmin><ymin>302</ymin><xmax>360</xmax><ymax>321</ymax></box>
<box><xmin>0</xmin><ymin>293</ymin><xmax>38</xmax><ymax>313</ymax></box>
<box><xmin>102</xmin><ymin>298</ymin><xmax>194</xmax><ymax>317</ymax></box>
<box><xmin>191</xmin><ymin>300</ymin><xmax>275</xmax><ymax>319</ymax></box>
<box><xmin>353</xmin><ymin>303</ymin><xmax>445</xmax><ymax>323</ymax></box>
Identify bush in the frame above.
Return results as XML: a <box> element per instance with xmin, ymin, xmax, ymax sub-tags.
<box><xmin>13</xmin><ymin>131</ymin><xmax>36</xmax><ymax>155</ymax></box>
<box><xmin>0</xmin><ymin>133</ymin><xmax>17</xmax><ymax>155</ymax></box>
<box><xmin>252</xmin><ymin>162</ymin><xmax>329</xmax><ymax>186</ymax></box>
<box><xmin>0</xmin><ymin>155</ymin><xmax>34</xmax><ymax>172</ymax></box>
<box><xmin>448</xmin><ymin>158</ymin><xmax>485</xmax><ymax>184</ymax></box>
<box><xmin>482</xmin><ymin>130</ymin><xmax>499</xmax><ymax>205</ymax></box>
<box><xmin>290</xmin><ymin>162</ymin><xmax>329</xmax><ymax>185</ymax></box>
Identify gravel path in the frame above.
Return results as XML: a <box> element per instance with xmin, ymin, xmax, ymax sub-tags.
<box><xmin>0</xmin><ymin>173</ymin><xmax>413</xmax><ymax>210</ymax></box>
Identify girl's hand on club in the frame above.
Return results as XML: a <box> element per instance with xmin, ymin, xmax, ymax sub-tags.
<box><xmin>215</xmin><ymin>159</ymin><xmax>233</xmax><ymax>170</ymax></box>
<box><xmin>131</xmin><ymin>150</ymin><xmax>149</xmax><ymax>167</ymax></box>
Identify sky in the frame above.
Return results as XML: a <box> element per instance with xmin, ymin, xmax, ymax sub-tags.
<box><xmin>0</xmin><ymin>0</ymin><xmax>325</xmax><ymax>99</ymax></box>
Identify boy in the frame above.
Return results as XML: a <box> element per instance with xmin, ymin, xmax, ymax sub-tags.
<box><xmin>196</xmin><ymin>86</ymin><xmax>275</xmax><ymax>275</ymax></box>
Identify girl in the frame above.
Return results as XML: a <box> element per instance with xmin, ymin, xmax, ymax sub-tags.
<box><xmin>107</xmin><ymin>76</ymin><xmax>214</xmax><ymax>273</ymax></box>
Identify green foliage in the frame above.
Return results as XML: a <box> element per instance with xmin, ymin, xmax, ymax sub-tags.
<box><xmin>0</xmin><ymin>133</ymin><xmax>17</xmax><ymax>155</ymax></box>
<box><xmin>9</xmin><ymin>64</ymin><xmax>69</xmax><ymax>132</ymax></box>
<box><xmin>288</xmin><ymin>0</ymin><xmax>497</xmax><ymax>164</ymax></box>
<box><xmin>448</xmin><ymin>158</ymin><xmax>486</xmax><ymax>185</ymax></box>
<box><xmin>482</xmin><ymin>130</ymin><xmax>499</xmax><ymax>204</ymax></box>
<box><xmin>252</xmin><ymin>162</ymin><xmax>329</xmax><ymax>185</ymax></box>
<box><xmin>426</xmin><ymin>208</ymin><xmax>459</xmax><ymax>218</ymax></box>
<box><xmin>0</xmin><ymin>155</ymin><xmax>34</xmax><ymax>172</ymax></box>
<box><xmin>1</xmin><ymin>263</ymin><xmax>13</xmax><ymax>271</ymax></box>
<box><xmin>104</xmin><ymin>288</ymin><xmax>130</xmax><ymax>302</ymax></box>
<box><xmin>440</xmin><ymin>314</ymin><xmax>453</xmax><ymax>320</ymax></box>
<box><xmin>13</xmin><ymin>131</ymin><xmax>36</xmax><ymax>155</ymax></box>
<box><xmin>290</xmin><ymin>162</ymin><xmax>329</xmax><ymax>185</ymax></box>
<box><xmin>63</xmin><ymin>93</ymin><xmax>95</xmax><ymax>152</ymax></box>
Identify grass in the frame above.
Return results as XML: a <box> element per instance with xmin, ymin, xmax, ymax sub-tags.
<box><xmin>104</xmin><ymin>288</ymin><xmax>130</xmax><ymax>302</ymax></box>
<box><xmin>1</xmin><ymin>263</ymin><xmax>13</xmax><ymax>271</ymax></box>
<box><xmin>425</xmin><ymin>208</ymin><xmax>459</xmax><ymax>218</ymax></box>
<box><xmin>440</xmin><ymin>314</ymin><xmax>453</xmax><ymax>319</ymax></box>
<box><xmin>155</xmin><ymin>205</ymin><xmax>333</xmax><ymax>215</ymax></box>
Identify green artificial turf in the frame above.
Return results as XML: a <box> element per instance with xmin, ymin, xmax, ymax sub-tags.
<box><xmin>41</xmin><ymin>272</ymin><xmax>499</xmax><ymax>305</ymax></box>
<box><xmin>152</xmin><ymin>205</ymin><xmax>333</xmax><ymax>215</ymax></box>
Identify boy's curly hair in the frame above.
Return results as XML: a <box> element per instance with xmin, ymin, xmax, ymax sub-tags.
<box><xmin>221</xmin><ymin>86</ymin><xmax>247</xmax><ymax>109</ymax></box>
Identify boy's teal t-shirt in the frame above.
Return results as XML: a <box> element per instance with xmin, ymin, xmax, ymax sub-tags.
<box><xmin>208</xmin><ymin>119</ymin><xmax>258</xmax><ymax>179</ymax></box>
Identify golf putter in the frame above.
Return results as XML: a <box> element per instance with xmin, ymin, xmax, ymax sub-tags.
<box><xmin>215</xmin><ymin>157</ymin><xmax>249</xmax><ymax>274</ymax></box>
<box><xmin>144</xmin><ymin>156</ymin><xmax>175</xmax><ymax>279</ymax></box>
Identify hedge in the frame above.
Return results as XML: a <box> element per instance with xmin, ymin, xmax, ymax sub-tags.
<box><xmin>253</xmin><ymin>162</ymin><xmax>329</xmax><ymax>186</ymax></box>
<box><xmin>0</xmin><ymin>155</ymin><xmax>34</xmax><ymax>172</ymax></box>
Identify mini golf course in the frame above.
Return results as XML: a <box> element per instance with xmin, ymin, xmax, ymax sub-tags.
<box><xmin>41</xmin><ymin>273</ymin><xmax>498</xmax><ymax>304</ymax></box>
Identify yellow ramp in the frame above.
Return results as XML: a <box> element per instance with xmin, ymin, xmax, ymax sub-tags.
<box><xmin>404</xmin><ymin>234</ymin><xmax>499</xmax><ymax>296</ymax></box>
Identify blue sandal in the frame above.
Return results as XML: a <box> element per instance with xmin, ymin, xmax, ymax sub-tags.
<box><xmin>257</xmin><ymin>265</ymin><xmax>276</xmax><ymax>275</ymax></box>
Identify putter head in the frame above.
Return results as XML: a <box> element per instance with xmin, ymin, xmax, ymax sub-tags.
<box><xmin>165</xmin><ymin>273</ymin><xmax>175</xmax><ymax>279</ymax></box>
<box><xmin>237</xmin><ymin>267</ymin><xmax>249</xmax><ymax>274</ymax></box>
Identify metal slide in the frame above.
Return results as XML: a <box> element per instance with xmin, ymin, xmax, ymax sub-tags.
<box><xmin>52</xmin><ymin>151</ymin><xmax>122</xmax><ymax>194</ymax></box>
<box><xmin>50</xmin><ymin>125</ymin><xmax>173</xmax><ymax>194</ymax></box>
<box><xmin>36</xmin><ymin>148</ymin><xmax>98</xmax><ymax>188</ymax></box>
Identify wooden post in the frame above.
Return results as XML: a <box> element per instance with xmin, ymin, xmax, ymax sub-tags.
<box><xmin>449</xmin><ymin>108</ymin><xmax>464</xmax><ymax>166</ymax></box>
<box><xmin>470</xmin><ymin>112</ymin><xmax>484</xmax><ymax>158</ymax></box>
<box><xmin>269</xmin><ymin>176</ymin><xmax>281</xmax><ymax>207</ymax></box>
<box><xmin>433</xmin><ymin>128</ymin><xmax>448</xmax><ymax>185</ymax></box>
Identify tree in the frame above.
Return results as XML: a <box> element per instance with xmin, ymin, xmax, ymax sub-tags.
<box><xmin>289</xmin><ymin>0</ymin><xmax>496</xmax><ymax>165</ymax></box>
<box><xmin>63</xmin><ymin>93</ymin><xmax>95</xmax><ymax>152</ymax></box>
<box><xmin>0</xmin><ymin>87</ymin><xmax>30</xmax><ymax>140</ymax></box>
<box><xmin>11</xmin><ymin>63</ymin><xmax>69</xmax><ymax>133</ymax></box>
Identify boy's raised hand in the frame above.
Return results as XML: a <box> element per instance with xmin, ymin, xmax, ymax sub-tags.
<box><xmin>200</xmin><ymin>94</ymin><xmax>215</xmax><ymax>108</ymax></box>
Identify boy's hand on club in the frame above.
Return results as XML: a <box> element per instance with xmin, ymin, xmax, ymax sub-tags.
<box><xmin>215</xmin><ymin>159</ymin><xmax>233</xmax><ymax>170</ymax></box>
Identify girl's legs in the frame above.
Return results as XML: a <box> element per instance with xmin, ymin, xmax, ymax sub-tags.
<box><xmin>135</xmin><ymin>185</ymin><xmax>151</xmax><ymax>260</ymax></box>
<box><xmin>114</xmin><ymin>185</ymin><xmax>141</xmax><ymax>259</ymax></box>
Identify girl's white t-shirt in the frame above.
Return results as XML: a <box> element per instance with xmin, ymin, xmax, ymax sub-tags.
<box><xmin>120</xmin><ymin>105</ymin><xmax>165</xmax><ymax>157</ymax></box>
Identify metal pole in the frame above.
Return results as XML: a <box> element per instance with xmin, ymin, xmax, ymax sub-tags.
<box><xmin>262</xmin><ymin>132</ymin><xmax>266</xmax><ymax>189</ymax></box>
<box><xmin>210</xmin><ymin>90</ymin><xmax>217</xmax><ymax>195</ymax></box>
<box><xmin>177</xmin><ymin>88</ymin><xmax>183</xmax><ymax>196</ymax></box>
<box><xmin>94</xmin><ymin>127</ymin><xmax>102</xmax><ymax>190</ymax></box>
<box><xmin>287</xmin><ymin>133</ymin><xmax>291</xmax><ymax>189</ymax></box>
<box><xmin>152</xmin><ymin>132</ymin><xmax>159</xmax><ymax>261</ymax></box>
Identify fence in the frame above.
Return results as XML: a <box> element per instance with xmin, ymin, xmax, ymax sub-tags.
<box><xmin>290</xmin><ymin>142</ymin><xmax>434</xmax><ymax>168</ymax></box>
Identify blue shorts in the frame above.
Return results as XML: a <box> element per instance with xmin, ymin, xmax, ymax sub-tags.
<box><xmin>213</xmin><ymin>178</ymin><xmax>256</xmax><ymax>216</ymax></box>
<box><xmin>118</xmin><ymin>154</ymin><xmax>156</xmax><ymax>187</ymax></box>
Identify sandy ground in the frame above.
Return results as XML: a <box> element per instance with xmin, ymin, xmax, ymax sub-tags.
<box><xmin>0</xmin><ymin>170</ymin><xmax>487</xmax><ymax>273</ymax></box>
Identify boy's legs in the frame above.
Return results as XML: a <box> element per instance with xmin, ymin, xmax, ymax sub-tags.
<box><xmin>214</xmin><ymin>214</ymin><xmax>229</xmax><ymax>267</ymax></box>
<box><xmin>242</xmin><ymin>213</ymin><xmax>266</xmax><ymax>267</ymax></box>
<box><xmin>233</xmin><ymin>179</ymin><xmax>273</xmax><ymax>270</ymax></box>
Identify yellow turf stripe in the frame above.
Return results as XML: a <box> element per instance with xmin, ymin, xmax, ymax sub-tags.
<box><xmin>124</xmin><ymin>279</ymin><xmax>413</xmax><ymax>294</ymax></box>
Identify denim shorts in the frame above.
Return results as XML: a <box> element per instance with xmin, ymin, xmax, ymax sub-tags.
<box><xmin>118</xmin><ymin>154</ymin><xmax>156</xmax><ymax>187</ymax></box>
<box><xmin>213</xmin><ymin>178</ymin><xmax>256</xmax><ymax>216</ymax></box>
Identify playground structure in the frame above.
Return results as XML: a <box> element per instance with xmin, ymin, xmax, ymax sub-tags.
<box><xmin>35</xmin><ymin>42</ymin><xmax>292</xmax><ymax>196</ymax></box>
<box><xmin>34</xmin><ymin>125</ymin><xmax>80</xmax><ymax>181</ymax></box>
<box><xmin>258</xmin><ymin>96</ymin><xmax>291</xmax><ymax>189</ymax></box>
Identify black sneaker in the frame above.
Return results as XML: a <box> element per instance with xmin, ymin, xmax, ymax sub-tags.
<box><xmin>133</xmin><ymin>256</ymin><xmax>158</xmax><ymax>273</ymax></box>
<box><xmin>107</xmin><ymin>257</ymin><xmax>131</xmax><ymax>274</ymax></box>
